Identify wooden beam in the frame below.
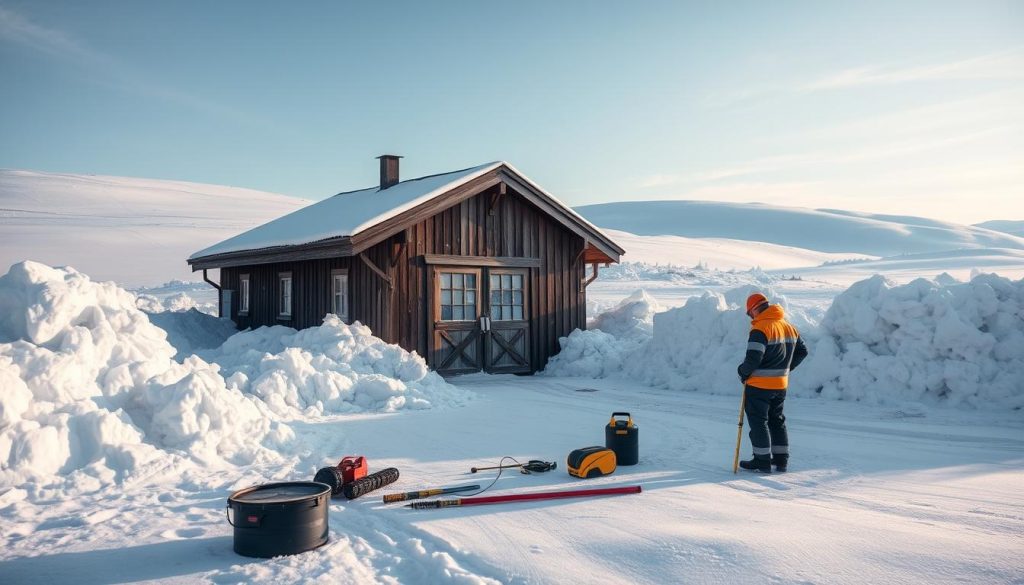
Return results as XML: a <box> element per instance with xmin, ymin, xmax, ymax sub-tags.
<box><xmin>488</xmin><ymin>183</ymin><xmax>506</xmax><ymax>216</ymax></box>
<box><xmin>359</xmin><ymin>252</ymin><xmax>393</xmax><ymax>288</ymax></box>
<box><xmin>422</xmin><ymin>254</ymin><xmax>542</xmax><ymax>268</ymax></box>
<box><xmin>390</xmin><ymin>241</ymin><xmax>407</xmax><ymax>268</ymax></box>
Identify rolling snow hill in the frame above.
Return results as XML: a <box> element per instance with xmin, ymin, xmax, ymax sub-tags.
<box><xmin>975</xmin><ymin>219</ymin><xmax>1024</xmax><ymax>238</ymax></box>
<box><xmin>0</xmin><ymin>169</ymin><xmax>309</xmax><ymax>286</ymax></box>
<box><xmin>575</xmin><ymin>201</ymin><xmax>1024</xmax><ymax>257</ymax></box>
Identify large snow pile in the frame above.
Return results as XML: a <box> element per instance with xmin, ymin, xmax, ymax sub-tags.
<box><xmin>0</xmin><ymin>262</ymin><xmax>291</xmax><ymax>488</ymax></box>
<box><xmin>794</xmin><ymin>274</ymin><xmax>1024</xmax><ymax>408</ymax></box>
<box><xmin>544</xmin><ymin>290</ymin><xmax>660</xmax><ymax>378</ymax></box>
<box><xmin>0</xmin><ymin>262</ymin><xmax>469</xmax><ymax>489</ymax></box>
<box><xmin>198</xmin><ymin>316</ymin><xmax>471</xmax><ymax>418</ymax></box>
<box><xmin>549</xmin><ymin>274</ymin><xmax>1024</xmax><ymax>410</ymax></box>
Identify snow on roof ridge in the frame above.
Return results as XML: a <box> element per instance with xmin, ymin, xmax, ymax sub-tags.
<box><xmin>188</xmin><ymin>160</ymin><xmax>620</xmax><ymax>261</ymax></box>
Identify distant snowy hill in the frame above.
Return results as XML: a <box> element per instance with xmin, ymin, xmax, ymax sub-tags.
<box><xmin>576</xmin><ymin>201</ymin><xmax>1024</xmax><ymax>257</ymax></box>
<box><xmin>0</xmin><ymin>169</ymin><xmax>309</xmax><ymax>286</ymax></box>
<box><xmin>604</xmin><ymin>229</ymin><xmax>873</xmax><ymax>270</ymax></box>
<box><xmin>975</xmin><ymin>220</ymin><xmax>1024</xmax><ymax>238</ymax></box>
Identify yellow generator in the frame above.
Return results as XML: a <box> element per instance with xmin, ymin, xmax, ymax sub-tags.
<box><xmin>567</xmin><ymin>446</ymin><xmax>617</xmax><ymax>479</ymax></box>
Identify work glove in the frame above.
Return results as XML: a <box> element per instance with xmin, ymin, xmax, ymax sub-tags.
<box><xmin>737</xmin><ymin>365</ymin><xmax>749</xmax><ymax>384</ymax></box>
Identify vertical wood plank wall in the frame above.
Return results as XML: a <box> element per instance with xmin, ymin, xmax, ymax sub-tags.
<box><xmin>219</xmin><ymin>184</ymin><xmax>587</xmax><ymax>373</ymax></box>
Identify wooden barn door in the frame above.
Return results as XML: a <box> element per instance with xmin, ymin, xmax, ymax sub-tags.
<box><xmin>430</xmin><ymin>265</ymin><xmax>532</xmax><ymax>375</ymax></box>
<box><xmin>430</xmin><ymin>267</ymin><xmax>484</xmax><ymax>375</ymax></box>
<box><xmin>483</xmin><ymin>268</ymin><xmax>531</xmax><ymax>374</ymax></box>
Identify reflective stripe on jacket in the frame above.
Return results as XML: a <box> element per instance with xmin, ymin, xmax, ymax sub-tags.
<box><xmin>737</xmin><ymin>304</ymin><xmax>808</xmax><ymax>390</ymax></box>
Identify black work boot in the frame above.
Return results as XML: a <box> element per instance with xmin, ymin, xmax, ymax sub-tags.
<box><xmin>738</xmin><ymin>456</ymin><xmax>772</xmax><ymax>473</ymax></box>
<box><xmin>772</xmin><ymin>455</ymin><xmax>788</xmax><ymax>473</ymax></box>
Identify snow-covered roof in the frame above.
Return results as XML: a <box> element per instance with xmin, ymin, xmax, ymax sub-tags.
<box><xmin>189</xmin><ymin>162</ymin><xmax>501</xmax><ymax>259</ymax></box>
<box><xmin>189</xmin><ymin>161</ymin><xmax>621</xmax><ymax>261</ymax></box>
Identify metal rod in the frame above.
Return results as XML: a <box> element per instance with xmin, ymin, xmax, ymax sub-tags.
<box><xmin>382</xmin><ymin>484</ymin><xmax>480</xmax><ymax>503</ymax></box>
<box><xmin>407</xmin><ymin>485</ymin><xmax>642</xmax><ymax>509</ymax></box>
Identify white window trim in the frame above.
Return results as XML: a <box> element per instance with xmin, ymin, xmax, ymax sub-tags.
<box><xmin>278</xmin><ymin>271</ymin><xmax>292</xmax><ymax>319</ymax></box>
<box><xmin>331</xmin><ymin>268</ymin><xmax>349</xmax><ymax>323</ymax></box>
<box><xmin>238</xmin><ymin>274</ymin><xmax>250</xmax><ymax>315</ymax></box>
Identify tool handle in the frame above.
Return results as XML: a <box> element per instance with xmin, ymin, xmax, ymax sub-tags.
<box><xmin>384</xmin><ymin>489</ymin><xmax>436</xmax><ymax>503</ymax></box>
<box><xmin>732</xmin><ymin>389</ymin><xmax>747</xmax><ymax>474</ymax></box>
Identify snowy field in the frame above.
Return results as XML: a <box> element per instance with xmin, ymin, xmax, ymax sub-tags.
<box><xmin>2</xmin><ymin>375</ymin><xmax>1021</xmax><ymax>585</ymax></box>
<box><xmin>1</xmin><ymin>260</ymin><xmax>1021</xmax><ymax>584</ymax></box>
<box><xmin>2</xmin><ymin>170</ymin><xmax>1023</xmax><ymax>584</ymax></box>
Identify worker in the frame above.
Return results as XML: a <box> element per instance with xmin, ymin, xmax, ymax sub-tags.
<box><xmin>737</xmin><ymin>292</ymin><xmax>808</xmax><ymax>473</ymax></box>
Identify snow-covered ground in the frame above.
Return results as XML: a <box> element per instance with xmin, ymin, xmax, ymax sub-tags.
<box><xmin>2</xmin><ymin>374</ymin><xmax>1020</xmax><ymax>584</ymax></box>
<box><xmin>1</xmin><ymin>260</ymin><xmax>1021</xmax><ymax>584</ymax></box>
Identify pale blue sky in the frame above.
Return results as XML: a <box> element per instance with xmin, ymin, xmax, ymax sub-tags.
<box><xmin>1</xmin><ymin>1</ymin><xmax>1021</xmax><ymax>223</ymax></box>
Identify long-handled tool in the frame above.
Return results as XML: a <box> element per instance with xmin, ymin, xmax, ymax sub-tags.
<box><xmin>470</xmin><ymin>460</ymin><xmax>557</xmax><ymax>474</ymax></box>
<box><xmin>406</xmin><ymin>485</ymin><xmax>641</xmax><ymax>509</ymax></box>
<box><xmin>382</xmin><ymin>484</ymin><xmax>480</xmax><ymax>503</ymax></box>
<box><xmin>732</xmin><ymin>387</ymin><xmax>747</xmax><ymax>474</ymax></box>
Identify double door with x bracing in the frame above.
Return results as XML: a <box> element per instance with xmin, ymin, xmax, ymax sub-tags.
<box><xmin>430</xmin><ymin>266</ymin><xmax>531</xmax><ymax>376</ymax></box>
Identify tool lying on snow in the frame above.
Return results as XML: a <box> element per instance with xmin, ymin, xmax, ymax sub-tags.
<box><xmin>341</xmin><ymin>467</ymin><xmax>400</xmax><ymax>500</ymax></box>
<box><xmin>470</xmin><ymin>460</ymin><xmax>557</xmax><ymax>474</ymax></box>
<box><xmin>567</xmin><ymin>446</ymin><xmax>617</xmax><ymax>479</ymax></box>
<box><xmin>406</xmin><ymin>485</ymin><xmax>642</xmax><ymax>509</ymax></box>
<box><xmin>314</xmin><ymin>455</ymin><xmax>370</xmax><ymax>496</ymax></box>
<box><xmin>382</xmin><ymin>484</ymin><xmax>480</xmax><ymax>503</ymax></box>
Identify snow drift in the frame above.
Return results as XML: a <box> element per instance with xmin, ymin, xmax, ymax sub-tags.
<box><xmin>197</xmin><ymin>316</ymin><xmax>469</xmax><ymax>418</ymax></box>
<box><xmin>549</xmin><ymin>275</ymin><xmax>1024</xmax><ymax>410</ymax></box>
<box><xmin>0</xmin><ymin>262</ymin><xmax>467</xmax><ymax>489</ymax></box>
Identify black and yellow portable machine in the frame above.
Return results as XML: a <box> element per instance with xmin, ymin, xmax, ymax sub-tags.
<box><xmin>567</xmin><ymin>446</ymin><xmax>617</xmax><ymax>479</ymax></box>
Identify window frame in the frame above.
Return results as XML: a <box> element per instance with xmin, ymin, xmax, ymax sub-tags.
<box><xmin>433</xmin><ymin>267</ymin><xmax>481</xmax><ymax>323</ymax></box>
<box><xmin>487</xmin><ymin>269</ymin><xmax>528</xmax><ymax>322</ymax></box>
<box><xmin>238</xmin><ymin>273</ymin><xmax>250</xmax><ymax>316</ymax></box>
<box><xmin>277</xmin><ymin>271</ymin><xmax>293</xmax><ymax>320</ymax></box>
<box><xmin>331</xmin><ymin>268</ymin><xmax>349</xmax><ymax>323</ymax></box>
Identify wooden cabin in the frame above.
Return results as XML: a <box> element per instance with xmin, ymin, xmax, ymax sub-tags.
<box><xmin>187</xmin><ymin>156</ymin><xmax>624</xmax><ymax>375</ymax></box>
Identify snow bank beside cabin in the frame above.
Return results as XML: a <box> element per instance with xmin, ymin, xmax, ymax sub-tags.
<box><xmin>197</xmin><ymin>316</ymin><xmax>471</xmax><ymax>418</ymax></box>
<box><xmin>0</xmin><ymin>262</ymin><xmax>468</xmax><ymax>489</ymax></box>
<box><xmin>0</xmin><ymin>262</ymin><xmax>290</xmax><ymax>488</ymax></box>
<box><xmin>547</xmin><ymin>275</ymin><xmax>1024</xmax><ymax>410</ymax></box>
<box><xmin>544</xmin><ymin>290</ymin><xmax>660</xmax><ymax>378</ymax></box>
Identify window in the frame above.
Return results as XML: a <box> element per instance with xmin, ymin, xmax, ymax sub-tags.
<box><xmin>278</xmin><ymin>271</ymin><xmax>292</xmax><ymax>318</ymax></box>
<box><xmin>439</xmin><ymin>271</ymin><xmax>477</xmax><ymax>321</ymax></box>
<box><xmin>332</xmin><ymin>269</ymin><xmax>349</xmax><ymax>322</ymax></box>
<box><xmin>490</xmin><ymin>273</ymin><xmax>524</xmax><ymax>321</ymax></box>
<box><xmin>239</xmin><ymin>274</ymin><xmax>250</xmax><ymax>315</ymax></box>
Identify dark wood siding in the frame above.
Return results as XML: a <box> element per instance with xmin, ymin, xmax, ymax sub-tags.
<box><xmin>219</xmin><ymin>182</ymin><xmax>586</xmax><ymax>373</ymax></box>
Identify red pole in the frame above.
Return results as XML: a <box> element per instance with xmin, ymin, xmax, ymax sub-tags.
<box><xmin>407</xmin><ymin>485</ymin><xmax>641</xmax><ymax>509</ymax></box>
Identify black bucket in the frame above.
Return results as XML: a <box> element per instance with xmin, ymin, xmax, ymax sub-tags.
<box><xmin>226</xmin><ymin>481</ymin><xmax>331</xmax><ymax>558</ymax></box>
<box><xmin>605</xmin><ymin>412</ymin><xmax>639</xmax><ymax>465</ymax></box>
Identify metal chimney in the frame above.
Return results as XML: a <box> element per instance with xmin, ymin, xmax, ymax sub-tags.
<box><xmin>377</xmin><ymin>154</ymin><xmax>402</xmax><ymax>190</ymax></box>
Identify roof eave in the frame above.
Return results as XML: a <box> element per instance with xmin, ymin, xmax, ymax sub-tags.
<box><xmin>187</xmin><ymin>236</ymin><xmax>353</xmax><ymax>271</ymax></box>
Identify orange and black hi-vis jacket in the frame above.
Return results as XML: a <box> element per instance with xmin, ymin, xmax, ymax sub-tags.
<box><xmin>737</xmin><ymin>304</ymin><xmax>808</xmax><ymax>390</ymax></box>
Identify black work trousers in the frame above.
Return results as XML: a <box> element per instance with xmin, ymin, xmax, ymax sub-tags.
<box><xmin>744</xmin><ymin>386</ymin><xmax>788</xmax><ymax>459</ymax></box>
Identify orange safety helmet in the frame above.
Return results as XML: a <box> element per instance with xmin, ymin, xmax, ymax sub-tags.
<box><xmin>746</xmin><ymin>293</ymin><xmax>769</xmax><ymax>316</ymax></box>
